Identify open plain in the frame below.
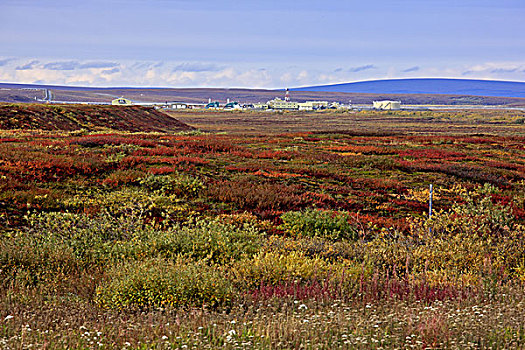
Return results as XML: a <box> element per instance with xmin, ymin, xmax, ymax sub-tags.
<box><xmin>1</xmin><ymin>105</ymin><xmax>524</xmax><ymax>349</ymax></box>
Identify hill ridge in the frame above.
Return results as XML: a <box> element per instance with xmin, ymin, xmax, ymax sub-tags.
<box><xmin>292</xmin><ymin>78</ymin><xmax>525</xmax><ymax>98</ymax></box>
<box><xmin>0</xmin><ymin>104</ymin><xmax>193</xmax><ymax>132</ymax></box>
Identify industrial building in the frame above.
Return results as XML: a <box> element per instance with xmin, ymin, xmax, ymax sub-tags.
<box><xmin>112</xmin><ymin>97</ymin><xmax>133</xmax><ymax>106</ymax></box>
<box><xmin>107</xmin><ymin>88</ymin><xmax>351</xmax><ymax>112</ymax></box>
<box><xmin>298</xmin><ymin>101</ymin><xmax>330</xmax><ymax>111</ymax></box>
<box><xmin>267</xmin><ymin>98</ymin><xmax>299</xmax><ymax>110</ymax></box>
<box><xmin>224</xmin><ymin>101</ymin><xmax>242</xmax><ymax>109</ymax></box>
<box><xmin>252</xmin><ymin>102</ymin><xmax>269</xmax><ymax>110</ymax></box>
<box><xmin>205</xmin><ymin>101</ymin><xmax>220</xmax><ymax>109</ymax></box>
<box><xmin>170</xmin><ymin>103</ymin><xmax>187</xmax><ymax>109</ymax></box>
<box><xmin>373</xmin><ymin>100</ymin><xmax>401</xmax><ymax>110</ymax></box>
<box><xmin>267</xmin><ymin>99</ymin><xmax>342</xmax><ymax>111</ymax></box>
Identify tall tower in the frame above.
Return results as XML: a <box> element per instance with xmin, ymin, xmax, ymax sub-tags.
<box><xmin>285</xmin><ymin>88</ymin><xmax>290</xmax><ymax>102</ymax></box>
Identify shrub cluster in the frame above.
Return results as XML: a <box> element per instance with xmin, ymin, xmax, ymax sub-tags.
<box><xmin>1</xmin><ymin>212</ymin><xmax>264</xmax><ymax>290</ymax></box>
<box><xmin>138</xmin><ymin>173</ymin><xmax>205</xmax><ymax>197</ymax></box>
<box><xmin>280</xmin><ymin>209</ymin><xmax>360</xmax><ymax>241</ymax></box>
<box><xmin>95</xmin><ymin>258</ymin><xmax>232</xmax><ymax>310</ymax></box>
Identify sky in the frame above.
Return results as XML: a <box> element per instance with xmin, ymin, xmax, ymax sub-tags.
<box><xmin>0</xmin><ymin>0</ymin><xmax>524</xmax><ymax>88</ymax></box>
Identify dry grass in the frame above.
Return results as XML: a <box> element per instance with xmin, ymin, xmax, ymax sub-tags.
<box><xmin>2</xmin><ymin>287</ymin><xmax>524</xmax><ymax>349</ymax></box>
<box><xmin>165</xmin><ymin>109</ymin><xmax>525</xmax><ymax>136</ymax></box>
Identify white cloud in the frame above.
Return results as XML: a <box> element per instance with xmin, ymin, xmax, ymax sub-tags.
<box><xmin>297</xmin><ymin>70</ymin><xmax>309</xmax><ymax>82</ymax></box>
<box><xmin>233</xmin><ymin>69</ymin><xmax>273</xmax><ymax>88</ymax></box>
<box><xmin>172</xmin><ymin>62</ymin><xmax>223</xmax><ymax>72</ymax></box>
<box><xmin>166</xmin><ymin>71</ymin><xmax>197</xmax><ymax>85</ymax></box>
<box><xmin>15</xmin><ymin>60</ymin><xmax>39</xmax><ymax>70</ymax></box>
<box><xmin>1</xmin><ymin>58</ymin><xmax>524</xmax><ymax>88</ymax></box>
<box><xmin>279</xmin><ymin>72</ymin><xmax>293</xmax><ymax>84</ymax></box>
<box><xmin>460</xmin><ymin>62</ymin><xmax>525</xmax><ymax>80</ymax></box>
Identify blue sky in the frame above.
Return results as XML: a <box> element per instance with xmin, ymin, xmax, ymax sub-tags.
<box><xmin>0</xmin><ymin>0</ymin><xmax>524</xmax><ymax>88</ymax></box>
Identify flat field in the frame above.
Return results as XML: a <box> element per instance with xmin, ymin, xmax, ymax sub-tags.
<box><xmin>1</xmin><ymin>108</ymin><xmax>524</xmax><ymax>349</ymax></box>
<box><xmin>166</xmin><ymin>109</ymin><xmax>525</xmax><ymax>135</ymax></box>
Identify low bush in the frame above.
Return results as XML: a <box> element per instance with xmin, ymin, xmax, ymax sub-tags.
<box><xmin>206</xmin><ymin>179</ymin><xmax>308</xmax><ymax>212</ymax></box>
<box><xmin>147</xmin><ymin>217</ymin><xmax>264</xmax><ymax>264</ymax></box>
<box><xmin>0</xmin><ymin>231</ymin><xmax>83</xmax><ymax>289</ymax></box>
<box><xmin>23</xmin><ymin>211</ymin><xmax>142</xmax><ymax>265</ymax></box>
<box><xmin>63</xmin><ymin>188</ymin><xmax>190</xmax><ymax>220</ymax></box>
<box><xmin>138</xmin><ymin>173</ymin><xmax>205</xmax><ymax>197</ymax></box>
<box><xmin>232</xmin><ymin>251</ymin><xmax>366</xmax><ymax>291</ymax></box>
<box><xmin>102</xmin><ymin>169</ymin><xmax>146</xmax><ymax>187</ymax></box>
<box><xmin>264</xmin><ymin>235</ymin><xmax>362</xmax><ymax>261</ymax></box>
<box><xmin>95</xmin><ymin>258</ymin><xmax>233</xmax><ymax>310</ymax></box>
<box><xmin>365</xmin><ymin>185</ymin><xmax>525</xmax><ymax>284</ymax></box>
<box><xmin>1</xmin><ymin>212</ymin><xmax>265</xmax><ymax>289</ymax></box>
<box><xmin>280</xmin><ymin>209</ymin><xmax>360</xmax><ymax>241</ymax></box>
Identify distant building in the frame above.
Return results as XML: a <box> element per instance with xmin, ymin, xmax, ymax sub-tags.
<box><xmin>373</xmin><ymin>100</ymin><xmax>401</xmax><ymax>110</ymax></box>
<box><xmin>171</xmin><ymin>103</ymin><xmax>187</xmax><ymax>109</ymax></box>
<box><xmin>298</xmin><ymin>102</ymin><xmax>314</xmax><ymax>111</ymax></box>
<box><xmin>329</xmin><ymin>102</ymin><xmax>345</xmax><ymax>109</ymax></box>
<box><xmin>224</xmin><ymin>101</ymin><xmax>241</xmax><ymax>110</ymax></box>
<box><xmin>205</xmin><ymin>101</ymin><xmax>220</xmax><ymax>109</ymax></box>
<box><xmin>298</xmin><ymin>101</ymin><xmax>330</xmax><ymax>111</ymax></box>
<box><xmin>267</xmin><ymin>98</ymin><xmax>299</xmax><ymax>110</ymax></box>
<box><xmin>253</xmin><ymin>102</ymin><xmax>269</xmax><ymax>110</ymax></box>
<box><xmin>112</xmin><ymin>97</ymin><xmax>133</xmax><ymax>106</ymax></box>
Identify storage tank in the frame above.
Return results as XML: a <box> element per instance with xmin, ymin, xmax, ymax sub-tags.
<box><xmin>373</xmin><ymin>100</ymin><xmax>401</xmax><ymax>110</ymax></box>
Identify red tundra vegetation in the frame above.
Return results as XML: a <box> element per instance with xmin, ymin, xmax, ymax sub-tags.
<box><xmin>0</xmin><ymin>106</ymin><xmax>524</xmax><ymax>348</ymax></box>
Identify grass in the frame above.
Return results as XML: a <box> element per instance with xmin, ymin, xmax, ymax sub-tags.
<box><xmin>1</xmin><ymin>290</ymin><xmax>524</xmax><ymax>349</ymax></box>
<box><xmin>165</xmin><ymin>109</ymin><xmax>525</xmax><ymax>135</ymax></box>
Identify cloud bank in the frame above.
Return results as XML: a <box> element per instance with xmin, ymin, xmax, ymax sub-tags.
<box><xmin>0</xmin><ymin>58</ymin><xmax>524</xmax><ymax>88</ymax></box>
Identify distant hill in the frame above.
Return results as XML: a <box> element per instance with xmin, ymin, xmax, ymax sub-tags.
<box><xmin>1</xmin><ymin>82</ymin><xmax>525</xmax><ymax>107</ymax></box>
<box><xmin>0</xmin><ymin>104</ymin><xmax>193</xmax><ymax>132</ymax></box>
<box><xmin>292</xmin><ymin>78</ymin><xmax>525</xmax><ymax>98</ymax></box>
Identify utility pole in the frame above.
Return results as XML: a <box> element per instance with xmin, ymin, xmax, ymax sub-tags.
<box><xmin>429</xmin><ymin>184</ymin><xmax>433</xmax><ymax>235</ymax></box>
<box><xmin>429</xmin><ymin>184</ymin><xmax>433</xmax><ymax>218</ymax></box>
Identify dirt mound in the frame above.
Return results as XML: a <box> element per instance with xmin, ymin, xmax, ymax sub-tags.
<box><xmin>0</xmin><ymin>104</ymin><xmax>194</xmax><ymax>132</ymax></box>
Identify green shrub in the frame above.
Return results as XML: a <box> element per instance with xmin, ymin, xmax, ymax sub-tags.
<box><xmin>409</xmin><ymin>183</ymin><xmax>515</xmax><ymax>240</ymax></box>
<box><xmin>280</xmin><ymin>209</ymin><xmax>359</xmax><ymax>241</ymax></box>
<box><xmin>232</xmin><ymin>251</ymin><xmax>366</xmax><ymax>291</ymax></box>
<box><xmin>11</xmin><ymin>211</ymin><xmax>264</xmax><ymax>273</ymax></box>
<box><xmin>0</xmin><ymin>231</ymin><xmax>81</xmax><ymax>288</ymax></box>
<box><xmin>139</xmin><ymin>174</ymin><xmax>176</xmax><ymax>194</ymax></box>
<box><xmin>1</xmin><ymin>211</ymin><xmax>140</xmax><ymax>288</ymax></box>
<box><xmin>23</xmin><ymin>211</ymin><xmax>143</xmax><ymax>265</ymax></box>
<box><xmin>139</xmin><ymin>174</ymin><xmax>205</xmax><ymax>197</ymax></box>
<box><xmin>367</xmin><ymin>184</ymin><xmax>525</xmax><ymax>283</ymax></box>
<box><xmin>63</xmin><ymin>188</ymin><xmax>190</xmax><ymax>219</ymax></box>
<box><xmin>171</xmin><ymin>174</ymin><xmax>206</xmax><ymax>198</ymax></box>
<box><xmin>146</xmin><ymin>217</ymin><xmax>264</xmax><ymax>264</ymax></box>
<box><xmin>95</xmin><ymin>258</ymin><xmax>233</xmax><ymax>310</ymax></box>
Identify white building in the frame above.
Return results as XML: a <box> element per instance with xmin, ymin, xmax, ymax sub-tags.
<box><xmin>298</xmin><ymin>101</ymin><xmax>330</xmax><ymax>110</ymax></box>
<box><xmin>267</xmin><ymin>98</ymin><xmax>299</xmax><ymax>110</ymax></box>
<box><xmin>112</xmin><ymin>97</ymin><xmax>133</xmax><ymax>106</ymax></box>
<box><xmin>253</xmin><ymin>102</ymin><xmax>269</xmax><ymax>110</ymax></box>
<box><xmin>298</xmin><ymin>102</ymin><xmax>314</xmax><ymax>111</ymax></box>
<box><xmin>171</xmin><ymin>103</ymin><xmax>188</xmax><ymax>109</ymax></box>
<box><xmin>373</xmin><ymin>100</ymin><xmax>401</xmax><ymax>110</ymax></box>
